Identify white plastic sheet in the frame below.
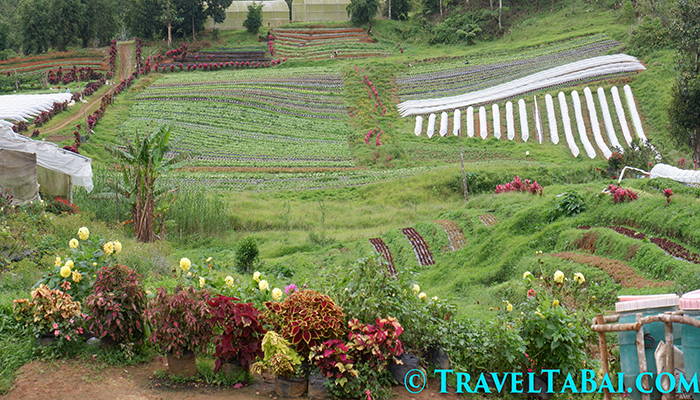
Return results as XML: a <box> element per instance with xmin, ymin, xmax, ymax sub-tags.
<box><xmin>571</xmin><ymin>91</ymin><xmax>596</xmax><ymax>159</ymax></box>
<box><xmin>439</xmin><ymin>112</ymin><xmax>449</xmax><ymax>137</ymax></box>
<box><xmin>518</xmin><ymin>99</ymin><xmax>529</xmax><ymax>142</ymax></box>
<box><xmin>584</xmin><ymin>87</ymin><xmax>611</xmax><ymax>159</ymax></box>
<box><xmin>453</xmin><ymin>109</ymin><xmax>461</xmax><ymax>136</ymax></box>
<box><xmin>624</xmin><ymin>84</ymin><xmax>647</xmax><ymax>143</ymax></box>
<box><xmin>533</xmin><ymin>96</ymin><xmax>542</xmax><ymax>144</ymax></box>
<box><xmin>611</xmin><ymin>86</ymin><xmax>633</xmax><ymax>146</ymax></box>
<box><xmin>0</xmin><ymin>93</ymin><xmax>73</xmax><ymax>123</ymax></box>
<box><xmin>492</xmin><ymin>104</ymin><xmax>501</xmax><ymax>139</ymax></box>
<box><xmin>466</xmin><ymin>107</ymin><xmax>474</xmax><ymax>138</ymax></box>
<box><xmin>0</xmin><ymin>127</ymin><xmax>93</xmax><ymax>191</ymax></box>
<box><xmin>558</xmin><ymin>92</ymin><xmax>579</xmax><ymax>157</ymax></box>
<box><xmin>650</xmin><ymin>164</ymin><xmax>700</xmax><ymax>184</ymax></box>
<box><xmin>506</xmin><ymin>101</ymin><xmax>515</xmax><ymax>141</ymax></box>
<box><xmin>479</xmin><ymin>106</ymin><xmax>488</xmax><ymax>139</ymax></box>
<box><xmin>597</xmin><ymin>87</ymin><xmax>623</xmax><ymax>152</ymax></box>
<box><xmin>414</xmin><ymin>116</ymin><xmax>423</xmax><ymax>136</ymax></box>
<box><xmin>427</xmin><ymin>113</ymin><xmax>436</xmax><ymax>138</ymax></box>
<box><xmin>545</xmin><ymin>94</ymin><xmax>559</xmax><ymax>144</ymax></box>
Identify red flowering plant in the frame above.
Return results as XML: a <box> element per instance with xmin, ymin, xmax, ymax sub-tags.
<box><xmin>347</xmin><ymin>317</ymin><xmax>404</xmax><ymax>371</ymax></box>
<box><xmin>143</xmin><ymin>286</ymin><xmax>212</xmax><ymax>358</ymax></box>
<box><xmin>663</xmin><ymin>188</ymin><xmax>673</xmax><ymax>204</ymax></box>
<box><xmin>84</xmin><ymin>265</ymin><xmax>147</xmax><ymax>345</ymax></box>
<box><xmin>207</xmin><ymin>295</ymin><xmax>266</xmax><ymax>372</ymax></box>
<box><xmin>606</xmin><ymin>184</ymin><xmax>638</xmax><ymax>203</ymax></box>
<box><xmin>495</xmin><ymin>176</ymin><xmax>543</xmax><ymax>196</ymax></box>
<box><xmin>264</xmin><ymin>290</ymin><xmax>345</xmax><ymax>358</ymax></box>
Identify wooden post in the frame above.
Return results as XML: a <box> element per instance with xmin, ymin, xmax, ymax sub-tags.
<box><xmin>664</xmin><ymin>312</ymin><xmax>676</xmax><ymax>400</ymax></box>
<box><xmin>635</xmin><ymin>313</ymin><xmax>651</xmax><ymax>400</ymax></box>
<box><xmin>597</xmin><ymin>314</ymin><xmax>612</xmax><ymax>400</ymax></box>
<box><xmin>68</xmin><ymin>175</ymin><xmax>73</xmax><ymax>204</ymax></box>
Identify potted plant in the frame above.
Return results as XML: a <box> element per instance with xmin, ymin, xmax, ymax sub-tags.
<box><xmin>207</xmin><ymin>295</ymin><xmax>265</xmax><ymax>376</ymax></box>
<box><xmin>251</xmin><ymin>331</ymin><xmax>307</xmax><ymax>397</ymax></box>
<box><xmin>84</xmin><ymin>265</ymin><xmax>147</xmax><ymax>347</ymax></box>
<box><xmin>13</xmin><ymin>283</ymin><xmax>85</xmax><ymax>351</ymax></box>
<box><xmin>308</xmin><ymin>339</ymin><xmax>358</xmax><ymax>400</ymax></box>
<box><xmin>264</xmin><ymin>289</ymin><xmax>345</xmax><ymax>358</ymax></box>
<box><xmin>143</xmin><ymin>286</ymin><xmax>212</xmax><ymax>377</ymax></box>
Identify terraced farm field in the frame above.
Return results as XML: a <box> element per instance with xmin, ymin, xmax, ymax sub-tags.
<box><xmin>122</xmin><ymin>67</ymin><xmax>355</xmax><ymax>169</ymax></box>
<box><xmin>273</xmin><ymin>27</ymin><xmax>393</xmax><ymax>60</ymax></box>
<box><xmin>0</xmin><ymin>50</ymin><xmax>107</xmax><ymax>81</ymax></box>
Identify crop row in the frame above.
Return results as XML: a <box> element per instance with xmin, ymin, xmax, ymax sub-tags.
<box><xmin>368</xmin><ymin>238</ymin><xmax>397</xmax><ymax>274</ymax></box>
<box><xmin>160</xmin><ymin>166</ymin><xmax>441</xmax><ymax>191</ymax></box>
<box><xmin>604</xmin><ymin>226</ymin><xmax>700</xmax><ymax>264</ymax></box>
<box><xmin>401</xmin><ymin>227</ymin><xmax>435</xmax><ymax>266</ymax></box>
<box><xmin>398</xmin><ymin>38</ymin><xmax>619</xmax><ymax>101</ymax></box>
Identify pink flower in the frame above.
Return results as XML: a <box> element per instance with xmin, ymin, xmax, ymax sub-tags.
<box><xmin>366</xmin><ymin>389</ymin><xmax>372</xmax><ymax>400</ymax></box>
<box><xmin>527</xmin><ymin>289</ymin><xmax>536</xmax><ymax>298</ymax></box>
<box><xmin>53</xmin><ymin>323</ymin><xmax>58</xmax><ymax>329</ymax></box>
<box><xmin>70</xmin><ymin>318</ymin><xmax>74</xmax><ymax>324</ymax></box>
<box><xmin>285</xmin><ymin>284</ymin><xmax>297</xmax><ymax>295</ymax></box>
<box><xmin>54</xmin><ymin>330</ymin><xmax>60</xmax><ymax>336</ymax></box>
<box><xmin>66</xmin><ymin>335</ymin><xmax>71</xmax><ymax>341</ymax></box>
<box><xmin>233</xmin><ymin>383</ymin><xmax>243</xmax><ymax>389</ymax></box>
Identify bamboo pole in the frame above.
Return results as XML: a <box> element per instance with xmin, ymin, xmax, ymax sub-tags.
<box><xmin>591</xmin><ymin>322</ymin><xmax>641</xmax><ymax>332</ymax></box>
<box><xmin>591</xmin><ymin>314</ymin><xmax>700</xmax><ymax>332</ymax></box>
<box><xmin>591</xmin><ymin>314</ymin><xmax>621</xmax><ymax>325</ymax></box>
<box><xmin>597</xmin><ymin>314</ymin><xmax>612</xmax><ymax>400</ymax></box>
<box><xmin>635</xmin><ymin>313</ymin><xmax>651</xmax><ymax>400</ymax></box>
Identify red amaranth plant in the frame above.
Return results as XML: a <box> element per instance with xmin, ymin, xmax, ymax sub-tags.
<box><xmin>495</xmin><ymin>176</ymin><xmax>543</xmax><ymax>195</ymax></box>
<box><xmin>607</xmin><ymin>184</ymin><xmax>638</xmax><ymax>203</ymax></box>
<box><xmin>663</xmin><ymin>188</ymin><xmax>673</xmax><ymax>204</ymax></box>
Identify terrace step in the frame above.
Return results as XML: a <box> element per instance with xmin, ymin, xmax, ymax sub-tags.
<box><xmin>368</xmin><ymin>238</ymin><xmax>397</xmax><ymax>275</ymax></box>
<box><xmin>401</xmin><ymin>227</ymin><xmax>435</xmax><ymax>266</ymax></box>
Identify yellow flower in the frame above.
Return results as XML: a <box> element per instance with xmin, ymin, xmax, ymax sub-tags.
<box><xmin>259</xmin><ymin>280</ymin><xmax>269</xmax><ymax>291</ymax></box>
<box><xmin>573</xmin><ymin>272</ymin><xmax>585</xmax><ymax>284</ymax></box>
<box><xmin>523</xmin><ymin>271</ymin><xmax>532</xmax><ymax>280</ymax></box>
<box><xmin>65</xmin><ymin>260</ymin><xmax>74</xmax><ymax>269</ymax></box>
<box><xmin>69</xmin><ymin>238</ymin><xmax>79</xmax><ymax>249</ymax></box>
<box><xmin>103</xmin><ymin>241</ymin><xmax>114</xmax><ymax>256</ymax></box>
<box><xmin>225</xmin><ymin>276</ymin><xmax>234</xmax><ymax>287</ymax></box>
<box><xmin>552</xmin><ymin>299</ymin><xmax>560</xmax><ymax>307</ymax></box>
<box><xmin>432</xmin><ymin>296</ymin><xmax>438</xmax><ymax>301</ymax></box>
<box><xmin>92</xmin><ymin>262</ymin><xmax>97</xmax><ymax>266</ymax></box>
<box><xmin>253</xmin><ymin>271</ymin><xmax>261</xmax><ymax>282</ymax></box>
<box><xmin>72</xmin><ymin>270</ymin><xmax>82</xmax><ymax>283</ymax></box>
<box><xmin>180</xmin><ymin>258</ymin><xmax>191</xmax><ymax>272</ymax></box>
<box><xmin>507</xmin><ymin>302</ymin><xmax>513</xmax><ymax>312</ymax></box>
<box><xmin>60</xmin><ymin>265</ymin><xmax>71</xmax><ymax>278</ymax></box>
<box><xmin>78</xmin><ymin>227</ymin><xmax>89</xmax><ymax>241</ymax></box>
<box><xmin>535</xmin><ymin>311</ymin><xmax>545</xmax><ymax>319</ymax></box>
<box><xmin>418</xmin><ymin>292</ymin><xmax>427</xmax><ymax>300</ymax></box>
<box><xmin>206</xmin><ymin>257</ymin><xmax>212</xmax><ymax>262</ymax></box>
<box><xmin>553</xmin><ymin>270</ymin><xmax>565</xmax><ymax>284</ymax></box>
<box><xmin>199</xmin><ymin>277</ymin><xmax>205</xmax><ymax>288</ymax></box>
<box><xmin>412</xmin><ymin>284</ymin><xmax>420</xmax><ymax>294</ymax></box>
<box><xmin>187</xmin><ymin>272</ymin><xmax>193</xmax><ymax>276</ymax></box>
<box><xmin>54</xmin><ymin>256</ymin><xmax>62</xmax><ymax>267</ymax></box>
<box><xmin>272</xmin><ymin>288</ymin><xmax>283</xmax><ymax>301</ymax></box>
<box><xmin>113</xmin><ymin>241</ymin><xmax>122</xmax><ymax>254</ymax></box>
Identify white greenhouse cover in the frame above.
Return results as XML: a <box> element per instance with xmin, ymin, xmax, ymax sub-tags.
<box><xmin>0</xmin><ymin>92</ymin><xmax>73</xmax><ymax>123</ymax></box>
<box><xmin>649</xmin><ymin>164</ymin><xmax>700</xmax><ymax>184</ymax></box>
<box><xmin>397</xmin><ymin>54</ymin><xmax>646</xmax><ymax>117</ymax></box>
<box><xmin>0</xmin><ymin>127</ymin><xmax>93</xmax><ymax>191</ymax></box>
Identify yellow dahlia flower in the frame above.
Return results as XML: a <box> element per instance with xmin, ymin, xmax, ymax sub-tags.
<box><xmin>258</xmin><ymin>279</ymin><xmax>269</xmax><ymax>291</ymax></box>
<box><xmin>418</xmin><ymin>292</ymin><xmax>427</xmax><ymax>300</ymax></box>
<box><xmin>225</xmin><ymin>276</ymin><xmax>234</xmax><ymax>287</ymax></box>
<box><xmin>412</xmin><ymin>284</ymin><xmax>420</xmax><ymax>294</ymax></box>
<box><xmin>103</xmin><ymin>241</ymin><xmax>114</xmax><ymax>256</ymax></box>
<box><xmin>553</xmin><ymin>270</ymin><xmax>565</xmax><ymax>284</ymax></box>
<box><xmin>253</xmin><ymin>271</ymin><xmax>261</xmax><ymax>283</ymax></box>
<box><xmin>272</xmin><ymin>288</ymin><xmax>283</xmax><ymax>301</ymax></box>
<box><xmin>72</xmin><ymin>270</ymin><xmax>82</xmax><ymax>283</ymax></box>
<box><xmin>113</xmin><ymin>241</ymin><xmax>122</xmax><ymax>254</ymax></box>
<box><xmin>78</xmin><ymin>227</ymin><xmax>89</xmax><ymax>241</ymax></box>
<box><xmin>180</xmin><ymin>258</ymin><xmax>191</xmax><ymax>272</ymax></box>
<box><xmin>573</xmin><ymin>272</ymin><xmax>585</xmax><ymax>284</ymax></box>
<box><xmin>60</xmin><ymin>265</ymin><xmax>71</xmax><ymax>278</ymax></box>
<box><xmin>69</xmin><ymin>238</ymin><xmax>79</xmax><ymax>249</ymax></box>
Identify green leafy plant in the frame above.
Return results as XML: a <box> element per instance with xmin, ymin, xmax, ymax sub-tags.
<box><xmin>84</xmin><ymin>264</ymin><xmax>147</xmax><ymax>344</ymax></box>
<box><xmin>35</xmin><ymin>226</ymin><xmax>122</xmax><ymax>302</ymax></box>
<box><xmin>13</xmin><ymin>284</ymin><xmax>84</xmax><ymax>351</ymax></box>
<box><xmin>207</xmin><ymin>295</ymin><xmax>266</xmax><ymax>372</ymax></box>
<box><xmin>548</xmin><ymin>191</ymin><xmax>586</xmax><ymax>221</ymax></box>
<box><xmin>235</xmin><ymin>237</ymin><xmax>259</xmax><ymax>273</ymax></box>
<box><xmin>264</xmin><ymin>289</ymin><xmax>345</xmax><ymax>358</ymax></box>
<box><xmin>251</xmin><ymin>331</ymin><xmax>303</xmax><ymax>378</ymax></box>
<box><xmin>242</xmin><ymin>2</ymin><xmax>263</xmax><ymax>34</ymax></box>
<box><xmin>143</xmin><ymin>286</ymin><xmax>212</xmax><ymax>358</ymax></box>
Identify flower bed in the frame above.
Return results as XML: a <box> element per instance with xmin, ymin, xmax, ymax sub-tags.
<box><xmin>401</xmin><ymin>227</ymin><xmax>435</xmax><ymax>266</ymax></box>
<box><xmin>434</xmin><ymin>220</ymin><xmax>466</xmax><ymax>251</ymax></box>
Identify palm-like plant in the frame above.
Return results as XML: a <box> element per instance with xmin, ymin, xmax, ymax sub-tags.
<box><xmin>105</xmin><ymin>125</ymin><xmax>192</xmax><ymax>243</ymax></box>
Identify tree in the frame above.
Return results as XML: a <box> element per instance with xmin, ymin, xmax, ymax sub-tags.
<box><xmin>157</xmin><ymin>0</ymin><xmax>183</xmax><ymax>46</ymax></box>
<box><xmin>78</xmin><ymin>0</ymin><xmax>119</xmax><ymax>47</ymax></box>
<box><xmin>667</xmin><ymin>0</ymin><xmax>700</xmax><ymax>165</ymax></box>
<box><xmin>105</xmin><ymin>125</ymin><xmax>192</xmax><ymax>243</ymax></box>
<box><xmin>243</xmin><ymin>2</ymin><xmax>263</xmax><ymax>35</ymax></box>
<box><xmin>125</xmin><ymin>0</ymin><xmax>163</xmax><ymax>40</ymax></box>
<box><xmin>205</xmin><ymin>0</ymin><xmax>234</xmax><ymax>31</ymax></box>
<box><xmin>49</xmin><ymin>0</ymin><xmax>85</xmax><ymax>51</ymax></box>
<box><xmin>19</xmin><ymin>0</ymin><xmax>51</xmax><ymax>54</ymax></box>
<box><xmin>346</xmin><ymin>0</ymin><xmax>380</xmax><ymax>26</ymax></box>
<box><xmin>382</xmin><ymin>0</ymin><xmax>411</xmax><ymax>20</ymax></box>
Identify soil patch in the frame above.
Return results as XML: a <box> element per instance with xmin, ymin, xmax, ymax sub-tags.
<box><xmin>550</xmin><ymin>252</ymin><xmax>673</xmax><ymax>289</ymax></box>
<box><xmin>2</xmin><ymin>358</ymin><xmax>461</xmax><ymax>400</ymax></box>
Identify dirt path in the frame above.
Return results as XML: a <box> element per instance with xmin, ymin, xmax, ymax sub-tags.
<box><xmin>2</xmin><ymin>358</ymin><xmax>462</xmax><ymax>400</ymax></box>
<box><xmin>44</xmin><ymin>43</ymin><xmax>133</xmax><ymax>140</ymax></box>
<box><xmin>550</xmin><ymin>252</ymin><xmax>673</xmax><ymax>288</ymax></box>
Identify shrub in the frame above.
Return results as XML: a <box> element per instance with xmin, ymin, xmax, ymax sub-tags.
<box><xmin>242</xmin><ymin>2</ymin><xmax>263</xmax><ymax>35</ymax></box>
<box><xmin>235</xmin><ymin>237</ymin><xmax>259</xmax><ymax>273</ymax></box>
<box><xmin>143</xmin><ymin>286</ymin><xmax>212</xmax><ymax>357</ymax></box>
<box><xmin>346</xmin><ymin>0</ymin><xmax>380</xmax><ymax>26</ymax></box>
<box><xmin>606</xmin><ymin>184</ymin><xmax>638</xmax><ymax>203</ymax></box>
<box><xmin>548</xmin><ymin>191</ymin><xmax>586</xmax><ymax>221</ymax></box>
<box><xmin>207</xmin><ymin>295</ymin><xmax>266</xmax><ymax>372</ymax></box>
<box><xmin>627</xmin><ymin>16</ymin><xmax>671</xmax><ymax>56</ymax></box>
<box><xmin>43</xmin><ymin>196</ymin><xmax>79</xmax><ymax>215</ymax></box>
<box><xmin>347</xmin><ymin>317</ymin><xmax>403</xmax><ymax>371</ymax></box>
<box><xmin>251</xmin><ymin>331</ymin><xmax>303</xmax><ymax>378</ymax></box>
<box><xmin>84</xmin><ymin>265</ymin><xmax>146</xmax><ymax>344</ymax></box>
<box><xmin>264</xmin><ymin>290</ymin><xmax>345</xmax><ymax>358</ymax></box>
<box><xmin>309</xmin><ymin>339</ymin><xmax>358</xmax><ymax>387</ymax></box>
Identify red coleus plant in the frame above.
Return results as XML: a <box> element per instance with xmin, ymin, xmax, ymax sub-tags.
<box><xmin>607</xmin><ymin>184</ymin><xmax>638</xmax><ymax>203</ymax></box>
<box><xmin>309</xmin><ymin>339</ymin><xmax>358</xmax><ymax>386</ymax></box>
<box><xmin>143</xmin><ymin>286</ymin><xmax>212</xmax><ymax>357</ymax></box>
<box><xmin>264</xmin><ymin>289</ymin><xmax>345</xmax><ymax>357</ymax></box>
<box><xmin>495</xmin><ymin>176</ymin><xmax>543</xmax><ymax>195</ymax></box>
<box><xmin>207</xmin><ymin>295</ymin><xmax>266</xmax><ymax>372</ymax></box>
<box><xmin>85</xmin><ymin>265</ymin><xmax>146</xmax><ymax>344</ymax></box>
<box><xmin>663</xmin><ymin>188</ymin><xmax>673</xmax><ymax>204</ymax></box>
<box><xmin>347</xmin><ymin>317</ymin><xmax>403</xmax><ymax>371</ymax></box>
